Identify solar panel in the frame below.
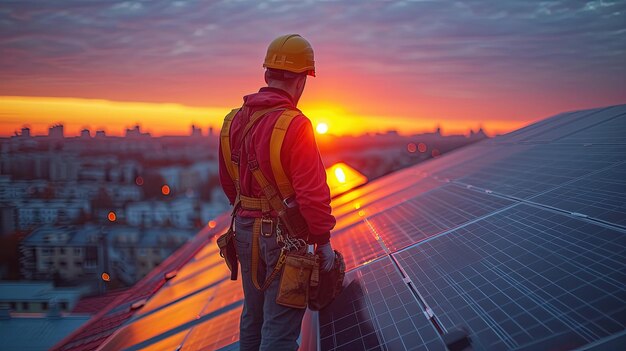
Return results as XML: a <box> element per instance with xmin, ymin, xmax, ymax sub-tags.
<box><xmin>98</xmin><ymin>288</ymin><xmax>219</xmax><ymax>351</ymax></box>
<box><xmin>524</xmin><ymin>105</ymin><xmax>626</xmax><ymax>142</ymax></box>
<box><xmin>556</xmin><ymin>110</ymin><xmax>626</xmax><ymax>145</ymax></box>
<box><xmin>519</xmin><ymin>106</ymin><xmax>626</xmax><ymax>143</ymax></box>
<box><xmin>177</xmin><ymin>305</ymin><xmax>242</xmax><ymax>351</ymax></box>
<box><xmin>492</xmin><ymin>109</ymin><xmax>591</xmax><ymax>144</ymax></box>
<box><xmin>530</xmin><ymin>162</ymin><xmax>626</xmax><ymax>226</ymax></box>
<box><xmin>319</xmin><ymin>257</ymin><xmax>446</xmax><ymax>351</ymax></box>
<box><xmin>332</xmin><ymin>176</ymin><xmax>442</xmax><ymax>233</ymax></box>
<box><xmin>394</xmin><ymin>204</ymin><xmax>626</xmax><ymax>351</ymax></box>
<box><xmin>449</xmin><ymin>144</ymin><xmax>625</xmax><ymax>199</ymax></box>
<box><xmin>365</xmin><ymin>184</ymin><xmax>514</xmax><ymax>251</ymax></box>
<box><xmin>327</xmin><ymin>220</ymin><xmax>387</xmax><ymax>271</ymax></box>
<box><xmin>331</xmin><ymin>169</ymin><xmax>438</xmax><ymax>212</ymax></box>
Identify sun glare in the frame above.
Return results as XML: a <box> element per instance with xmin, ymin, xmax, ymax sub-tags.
<box><xmin>316</xmin><ymin>123</ymin><xmax>328</xmax><ymax>134</ymax></box>
<box><xmin>334</xmin><ymin>167</ymin><xmax>346</xmax><ymax>183</ymax></box>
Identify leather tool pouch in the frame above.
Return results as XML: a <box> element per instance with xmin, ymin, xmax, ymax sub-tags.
<box><xmin>276</xmin><ymin>252</ymin><xmax>317</xmax><ymax>309</ymax></box>
<box><xmin>308</xmin><ymin>250</ymin><xmax>346</xmax><ymax>311</ymax></box>
<box><xmin>217</xmin><ymin>226</ymin><xmax>238</xmax><ymax>281</ymax></box>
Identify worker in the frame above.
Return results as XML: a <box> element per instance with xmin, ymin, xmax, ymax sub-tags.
<box><xmin>218</xmin><ymin>34</ymin><xmax>336</xmax><ymax>351</ymax></box>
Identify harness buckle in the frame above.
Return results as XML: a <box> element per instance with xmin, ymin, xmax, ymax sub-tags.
<box><xmin>248</xmin><ymin>159</ymin><xmax>259</xmax><ymax>170</ymax></box>
<box><xmin>231</xmin><ymin>153</ymin><xmax>240</xmax><ymax>165</ymax></box>
<box><xmin>261</xmin><ymin>218</ymin><xmax>274</xmax><ymax>238</ymax></box>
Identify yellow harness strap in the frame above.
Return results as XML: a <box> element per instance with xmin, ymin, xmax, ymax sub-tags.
<box><xmin>220</xmin><ymin>108</ymin><xmax>241</xmax><ymax>198</ymax></box>
<box><xmin>270</xmin><ymin>110</ymin><xmax>300</xmax><ymax>199</ymax></box>
<box><xmin>220</xmin><ymin>107</ymin><xmax>286</xmax><ymax>205</ymax></box>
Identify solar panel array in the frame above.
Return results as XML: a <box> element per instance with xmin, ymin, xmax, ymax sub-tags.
<box><xmin>57</xmin><ymin>104</ymin><xmax>626</xmax><ymax>351</ymax></box>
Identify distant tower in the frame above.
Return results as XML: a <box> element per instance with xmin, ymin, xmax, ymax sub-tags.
<box><xmin>126</xmin><ymin>125</ymin><xmax>150</xmax><ymax>138</ymax></box>
<box><xmin>126</xmin><ymin>125</ymin><xmax>141</xmax><ymax>138</ymax></box>
<box><xmin>20</xmin><ymin>127</ymin><xmax>31</xmax><ymax>138</ymax></box>
<box><xmin>95</xmin><ymin>130</ymin><xmax>106</xmax><ymax>138</ymax></box>
<box><xmin>80</xmin><ymin>128</ymin><xmax>91</xmax><ymax>139</ymax></box>
<box><xmin>435</xmin><ymin>125</ymin><xmax>441</xmax><ymax>135</ymax></box>
<box><xmin>191</xmin><ymin>125</ymin><xmax>202</xmax><ymax>138</ymax></box>
<box><xmin>208</xmin><ymin>126</ymin><xmax>214</xmax><ymax>137</ymax></box>
<box><xmin>49</xmin><ymin>124</ymin><xmax>64</xmax><ymax>139</ymax></box>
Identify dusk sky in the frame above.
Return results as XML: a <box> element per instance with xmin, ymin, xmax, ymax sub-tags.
<box><xmin>1</xmin><ymin>0</ymin><xmax>625</xmax><ymax>137</ymax></box>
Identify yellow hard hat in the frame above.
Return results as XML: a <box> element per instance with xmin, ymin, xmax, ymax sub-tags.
<box><xmin>263</xmin><ymin>34</ymin><xmax>315</xmax><ymax>77</ymax></box>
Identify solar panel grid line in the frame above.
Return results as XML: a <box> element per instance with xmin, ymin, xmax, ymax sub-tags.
<box><xmin>450</xmin><ymin>162</ymin><xmax>626</xmax><ymax>232</ymax></box>
<box><xmin>98</xmin><ymin>289</ymin><xmax>218</xmax><ymax>350</ymax></box>
<box><xmin>494</xmin><ymin>109</ymin><xmax>590</xmax><ymax>143</ymax></box>
<box><xmin>527</xmin><ymin>161</ymin><xmax>626</xmax><ymax>229</ymax></box>
<box><xmin>364</xmin><ymin>217</ymin><xmax>392</xmax><ymax>255</ymax></box>
<box><xmin>363</xmin><ymin>184</ymin><xmax>516</xmax><ymax>252</ymax></box>
<box><xmin>431</xmin><ymin>264</ymin><xmax>519</xmax><ymax>350</ymax></box>
<box><xmin>471</xmin><ymin>265</ymin><xmax>558</xmax><ymax>348</ymax></box>
<box><xmin>179</xmin><ymin>306</ymin><xmax>243</xmax><ymax>350</ymax></box>
<box><xmin>441</xmin><ymin>143</ymin><xmax>626</xmax><ymax>200</ymax></box>
<box><xmin>487</xmin><ymin>263</ymin><xmax>602</xmax><ymax>344</ymax></box>
<box><xmin>129</xmin><ymin>277</ymin><xmax>230</xmax><ymax>323</ymax></box>
<box><xmin>518</xmin><ymin>107</ymin><xmax>614</xmax><ymax>143</ymax></box>
<box><xmin>121</xmin><ymin>300</ymin><xmax>244</xmax><ymax>351</ymax></box>
<box><xmin>388</xmin><ymin>255</ymin><xmax>440</xmax><ymax>326</ymax></box>
<box><xmin>319</xmin><ymin>257</ymin><xmax>447</xmax><ymax>351</ymax></box>
<box><xmin>333</xmin><ymin>177</ymin><xmax>446</xmax><ymax>228</ymax></box>
<box><xmin>389</xmin><ymin>202</ymin><xmax>522</xmax><ymax>257</ymax></box>
<box><xmin>494</xmin><ymin>207</ymin><xmax>626</xmax><ymax>292</ymax></box>
<box><xmin>360</xmin><ymin>269</ymin><xmax>389</xmax><ymax>350</ymax></box>
<box><xmin>573</xmin><ymin>329</ymin><xmax>626</xmax><ymax>351</ymax></box>
<box><xmin>551</xmin><ymin>111</ymin><xmax>626</xmax><ymax>144</ymax></box>
<box><xmin>555</xmin><ymin>112</ymin><xmax>626</xmax><ymax>145</ymax></box>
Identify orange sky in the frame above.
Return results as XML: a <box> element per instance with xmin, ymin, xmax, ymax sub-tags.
<box><xmin>0</xmin><ymin>96</ymin><xmax>530</xmax><ymax>137</ymax></box>
<box><xmin>1</xmin><ymin>2</ymin><xmax>624</xmax><ymax>138</ymax></box>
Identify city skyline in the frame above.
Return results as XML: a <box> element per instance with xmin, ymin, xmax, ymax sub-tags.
<box><xmin>3</xmin><ymin>110</ymin><xmax>493</xmax><ymax>138</ymax></box>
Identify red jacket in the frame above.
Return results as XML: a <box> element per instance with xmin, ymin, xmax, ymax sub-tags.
<box><xmin>219</xmin><ymin>87</ymin><xmax>335</xmax><ymax>243</ymax></box>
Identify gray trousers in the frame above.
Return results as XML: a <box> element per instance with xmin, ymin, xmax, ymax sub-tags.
<box><xmin>234</xmin><ymin>216</ymin><xmax>306</xmax><ymax>351</ymax></box>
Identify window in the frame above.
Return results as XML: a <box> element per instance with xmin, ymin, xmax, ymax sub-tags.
<box><xmin>42</xmin><ymin>302</ymin><xmax>48</xmax><ymax>310</ymax></box>
<box><xmin>59</xmin><ymin>247</ymin><xmax>65</xmax><ymax>254</ymax></box>
<box><xmin>74</xmin><ymin>248</ymin><xmax>82</xmax><ymax>255</ymax></box>
<box><xmin>21</xmin><ymin>302</ymin><xmax>29</xmax><ymax>310</ymax></box>
<box><xmin>59</xmin><ymin>260</ymin><xmax>67</xmax><ymax>267</ymax></box>
<box><xmin>60</xmin><ymin>301</ymin><xmax>68</xmax><ymax>310</ymax></box>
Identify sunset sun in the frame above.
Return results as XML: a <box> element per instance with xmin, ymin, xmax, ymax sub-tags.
<box><xmin>316</xmin><ymin>123</ymin><xmax>328</xmax><ymax>134</ymax></box>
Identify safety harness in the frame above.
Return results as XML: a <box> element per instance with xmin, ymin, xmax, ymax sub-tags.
<box><xmin>220</xmin><ymin>106</ymin><xmax>309</xmax><ymax>291</ymax></box>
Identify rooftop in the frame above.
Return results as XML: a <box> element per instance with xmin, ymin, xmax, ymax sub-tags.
<box><xmin>50</xmin><ymin>104</ymin><xmax>626</xmax><ymax>351</ymax></box>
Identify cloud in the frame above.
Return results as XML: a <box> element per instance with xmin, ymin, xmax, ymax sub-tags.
<box><xmin>0</xmin><ymin>0</ymin><xmax>624</xmax><ymax>106</ymax></box>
